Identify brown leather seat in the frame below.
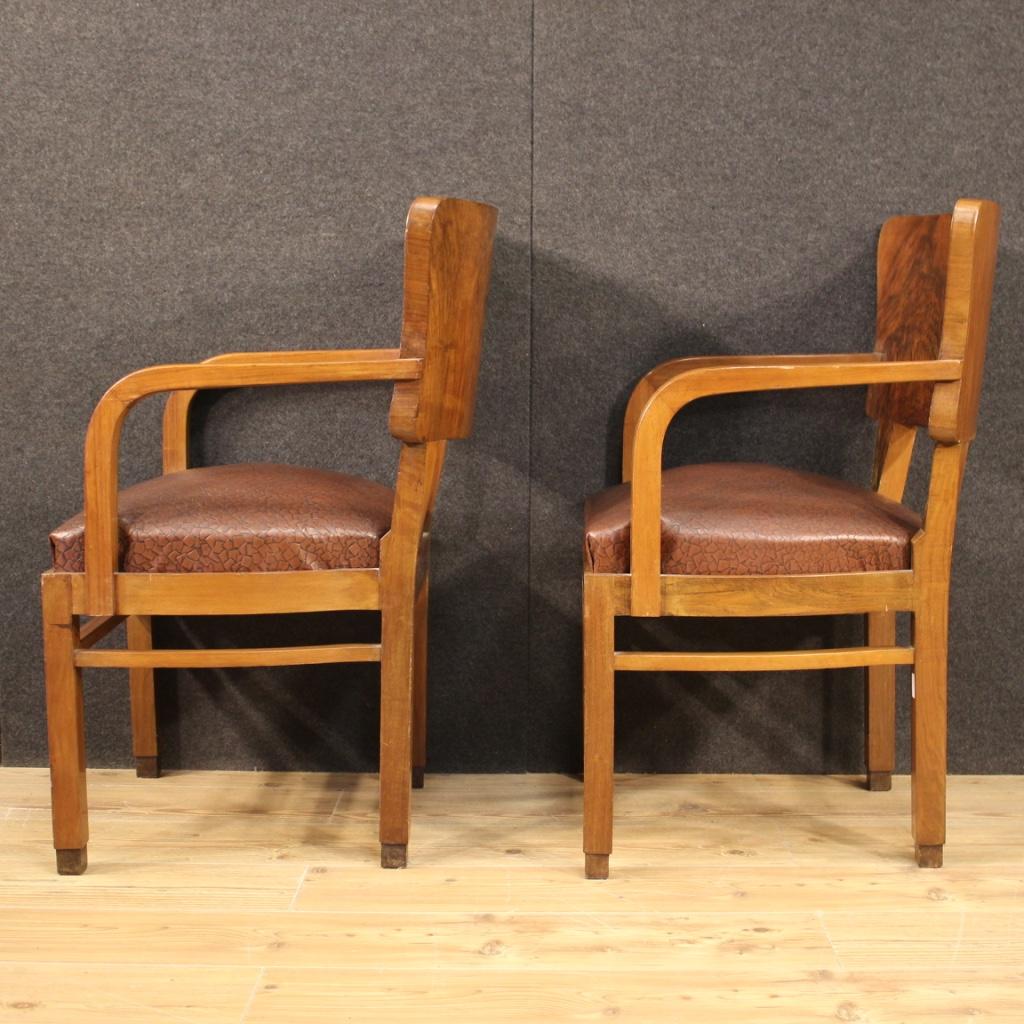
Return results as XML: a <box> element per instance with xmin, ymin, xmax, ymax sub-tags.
<box><xmin>50</xmin><ymin>463</ymin><xmax>394</xmax><ymax>574</ymax></box>
<box><xmin>584</xmin><ymin>462</ymin><xmax>921</xmax><ymax>576</ymax></box>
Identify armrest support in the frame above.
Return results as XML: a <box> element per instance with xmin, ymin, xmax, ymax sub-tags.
<box><xmin>628</xmin><ymin>356</ymin><xmax>962</xmax><ymax>616</ymax></box>
<box><xmin>162</xmin><ymin>348</ymin><xmax>402</xmax><ymax>472</ymax></box>
<box><xmin>622</xmin><ymin>352</ymin><xmax>882</xmax><ymax>480</ymax></box>
<box><xmin>84</xmin><ymin>353</ymin><xmax>419</xmax><ymax>614</ymax></box>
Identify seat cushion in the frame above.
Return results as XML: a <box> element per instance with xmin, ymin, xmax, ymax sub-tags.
<box><xmin>50</xmin><ymin>463</ymin><xmax>394</xmax><ymax>574</ymax></box>
<box><xmin>584</xmin><ymin>463</ymin><xmax>921</xmax><ymax>576</ymax></box>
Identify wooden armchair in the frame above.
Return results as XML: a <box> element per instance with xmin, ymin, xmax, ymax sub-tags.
<box><xmin>582</xmin><ymin>198</ymin><xmax>999</xmax><ymax>878</ymax></box>
<box><xmin>42</xmin><ymin>196</ymin><xmax>498</xmax><ymax>874</ymax></box>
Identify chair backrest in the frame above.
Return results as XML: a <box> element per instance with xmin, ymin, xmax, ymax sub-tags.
<box><xmin>867</xmin><ymin>198</ymin><xmax>1000</xmax><ymax>443</ymax></box>
<box><xmin>389</xmin><ymin>196</ymin><xmax>498</xmax><ymax>443</ymax></box>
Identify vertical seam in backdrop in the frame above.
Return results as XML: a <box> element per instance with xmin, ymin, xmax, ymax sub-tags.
<box><xmin>526</xmin><ymin>0</ymin><xmax>535</xmax><ymax>770</ymax></box>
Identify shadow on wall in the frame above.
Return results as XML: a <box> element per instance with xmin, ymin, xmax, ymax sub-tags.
<box><xmin>151</xmin><ymin>231</ymin><xmax>533</xmax><ymax>773</ymax></box>
<box><xmin>525</xmin><ymin>235</ymin><xmax>915</xmax><ymax>774</ymax></box>
<box><xmin>85</xmin><ymin>236</ymin><xmax>1021</xmax><ymax>775</ymax></box>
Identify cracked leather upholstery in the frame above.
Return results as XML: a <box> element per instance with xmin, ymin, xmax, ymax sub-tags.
<box><xmin>50</xmin><ymin>463</ymin><xmax>394</xmax><ymax>574</ymax></box>
<box><xmin>584</xmin><ymin>463</ymin><xmax>921</xmax><ymax>576</ymax></box>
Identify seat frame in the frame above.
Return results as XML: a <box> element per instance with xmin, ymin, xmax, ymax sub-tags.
<box><xmin>42</xmin><ymin>195</ymin><xmax>498</xmax><ymax>874</ymax></box>
<box><xmin>583</xmin><ymin>198</ymin><xmax>999</xmax><ymax>878</ymax></box>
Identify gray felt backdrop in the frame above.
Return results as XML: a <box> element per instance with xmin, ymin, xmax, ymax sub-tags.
<box><xmin>2</xmin><ymin>1</ymin><xmax>1022</xmax><ymax>773</ymax></box>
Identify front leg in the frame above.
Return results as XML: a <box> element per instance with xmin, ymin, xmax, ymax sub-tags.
<box><xmin>583</xmin><ymin>573</ymin><xmax>616</xmax><ymax>879</ymax></box>
<box><xmin>42</xmin><ymin>573</ymin><xmax>89</xmax><ymax>875</ymax></box>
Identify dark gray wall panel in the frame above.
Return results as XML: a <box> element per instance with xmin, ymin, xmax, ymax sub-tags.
<box><xmin>1</xmin><ymin>1</ymin><xmax>532</xmax><ymax>769</ymax></box>
<box><xmin>529</xmin><ymin>0</ymin><xmax>1024</xmax><ymax>773</ymax></box>
<box><xmin>4</xmin><ymin>1</ymin><xmax>1022</xmax><ymax>774</ymax></box>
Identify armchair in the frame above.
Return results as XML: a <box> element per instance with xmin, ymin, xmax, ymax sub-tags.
<box><xmin>582</xmin><ymin>198</ymin><xmax>999</xmax><ymax>877</ymax></box>
<box><xmin>42</xmin><ymin>195</ymin><xmax>498</xmax><ymax>873</ymax></box>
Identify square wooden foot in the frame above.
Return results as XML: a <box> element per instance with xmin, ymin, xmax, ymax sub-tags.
<box><xmin>866</xmin><ymin>771</ymin><xmax>892</xmax><ymax>792</ymax></box>
<box><xmin>585</xmin><ymin>853</ymin><xmax>609</xmax><ymax>880</ymax></box>
<box><xmin>381</xmin><ymin>843</ymin><xmax>408</xmax><ymax>869</ymax></box>
<box><xmin>136</xmin><ymin>756</ymin><xmax>161</xmax><ymax>779</ymax></box>
<box><xmin>56</xmin><ymin>848</ymin><xmax>88</xmax><ymax>875</ymax></box>
<box><xmin>412</xmin><ymin>766</ymin><xmax>425</xmax><ymax>790</ymax></box>
<box><xmin>915</xmin><ymin>843</ymin><xmax>943</xmax><ymax>868</ymax></box>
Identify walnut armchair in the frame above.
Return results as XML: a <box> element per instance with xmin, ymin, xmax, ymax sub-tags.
<box><xmin>42</xmin><ymin>195</ymin><xmax>498</xmax><ymax>874</ymax></box>
<box><xmin>582</xmin><ymin>198</ymin><xmax>999</xmax><ymax>878</ymax></box>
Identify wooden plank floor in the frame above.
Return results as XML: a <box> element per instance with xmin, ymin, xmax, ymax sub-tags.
<box><xmin>0</xmin><ymin>770</ymin><xmax>1022</xmax><ymax>1022</ymax></box>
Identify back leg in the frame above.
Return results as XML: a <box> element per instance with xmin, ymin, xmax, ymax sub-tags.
<box><xmin>865</xmin><ymin>611</ymin><xmax>896</xmax><ymax>791</ymax></box>
<box><xmin>412</xmin><ymin>580</ymin><xmax>428</xmax><ymax>789</ymax></box>
<box><xmin>127</xmin><ymin>615</ymin><xmax>160</xmax><ymax>778</ymax></box>
<box><xmin>912</xmin><ymin>596</ymin><xmax>948</xmax><ymax>868</ymax></box>
<box><xmin>379</xmin><ymin>589</ymin><xmax>415</xmax><ymax>868</ymax></box>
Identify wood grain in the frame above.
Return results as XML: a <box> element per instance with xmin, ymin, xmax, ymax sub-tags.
<box><xmin>40</xmin><ymin>573</ymin><xmax>87</xmax><ymax>868</ymax></box>
<box><xmin>614</xmin><ymin>645</ymin><xmax>913</xmax><ymax>672</ymax></box>
<box><xmin>1</xmin><ymin>770</ymin><xmax>1022</xmax><ymax>1023</ymax></box>
<box><xmin>126</xmin><ymin>614</ymin><xmax>158</xmax><ymax>777</ymax></box>
<box><xmin>910</xmin><ymin>441</ymin><xmax>968</xmax><ymax>865</ymax></box>
<box><xmin>244</xmin><ymin>968</ymin><xmax>1024</xmax><ymax>1024</ymax></box>
<box><xmin>864</xmin><ymin>419</ymin><xmax>915</xmax><ymax>790</ymax></box>
<box><xmin>75</xmin><ymin>642</ymin><xmax>381</xmax><ymax>669</ymax></box>
<box><xmin>7</xmin><ymin>767</ymin><xmax>1016</xmax><ymax>820</ymax></box>
<box><xmin>162</xmin><ymin>347</ymin><xmax>405</xmax><ymax>474</ymax></box>
<box><xmin>864</xmin><ymin>610</ymin><xmax>897</xmax><ymax>789</ymax></box>
<box><xmin>82</xmin><ymin>356</ymin><xmax>421</xmax><ymax>615</ymax></box>
<box><xmin>388</xmin><ymin>197</ymin><xmax>498</xmax><ymax>442</ymax></box>
<box><xmin>378</xmin><ymin>443</ymin><xmax>446</xmax><ymax>863</ymax></box>
<box><xmin>69</xmin><ymin>567</ymin><xmax>382</xmax><ymax>616</ymax></box>
<box><xmin>586</xmin><ymin>198</ymin><xmax>1000</xmax><ymax>876</ymax></box>
<box><xmin>582</xmin><ymin>573</ymin><xmax>615</xmax><ymax>878</ymax></box>
<box><xmin>412</xmin><ymin>575</ymin><xmax>429</xmax><ymax>788</ymax></box>
<box><xmin>628</xmin><ymin>357</ymin><xmax>960</xmax><ymax>617</ymax></box>
<box><xmin>623</xmin><ymin>352</ymin><xmax>880</xmax><ymax>482</ymax></box>
<box><xmin>929</xmin><ymin>199</ymin><xmax>1001</xmax><ymax>443</ymax></box>
<box><xmin>0</xmin><ymin>907</ymin><xmax>835</xmax><ymax>969</ymax></box>
<box><xmin>867</xmin><ymin>212</ymin><xmax>952</xmax><ymax>426</ymax></box>
<box><xmin>76</xmin><ymin>614</ymin><xmax>124</xmax><ymax>649</ymax></box>
<box><xmin>42</xmin><ymin>196</ymin><xmax>498</xmax><ymax>875</ymax></box>
<box><xmin>594</xmin><ymin>570</ymin><xmax>915</xmax><ymax>617</ymax></box>
<box><xmin>871</xmin><ymin>418</ymin><xmax>916</xmax><ymax>500</ymax></box>
<box><xmin>0</xmin><ymin>964</ymin><xmax>260</xmax><ymax>1024</ymax></box>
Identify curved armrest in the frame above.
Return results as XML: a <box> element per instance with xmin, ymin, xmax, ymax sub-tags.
<box><xmin>622</xmin><ymin>352</ymin><xmax>882</xmax><ymax>480</ymax></box>
<box><xmin>162</xmin><ymin>347</ymin><xmax>402</xmax><ymax>472</ymax></box>
<box><xmin>83</xmin><ymin>353</ymin><xmax>420</xmax><ymax>614</ymax></box>
<box><xmin>627</xmin><ymin>356</ymin><xmax>962</xmax><ymax>616</ymax></box>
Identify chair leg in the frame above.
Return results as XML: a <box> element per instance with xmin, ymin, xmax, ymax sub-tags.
<box><xmin>379</xmin><ymin>590</ymin><xmax>415</xmax><ymax>868</ymax></box>
<box><xmin>583</xmin><ymin>574</ymin><xmax>615</xmax><ymax>880</ymax></box>
<box><xmin>911</xmin><ymin>595</ymin><xmax>948</xmax><ymax>868</ymax></box>
<box><xmin>865</xmin><ymin>611</ymin><xmax>896</xmax><ymax>792</ymax></box>
<box><xmin>411</xmin><ymin>580</ymin><xmax>428</xmax><ymax>790</ymax></box>
<box><xmin>42</xmin><ymin>574</ymin><xmax>89</xmax><ymax>875</ymax></box>
<box><xmin>127</xmin><ymin>615</ymin><xmax>160</xmax><ymax>778</ymax></box>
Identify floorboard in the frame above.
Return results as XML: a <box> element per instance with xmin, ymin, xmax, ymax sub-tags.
<box><xmin>0</xmin><ymin>770</ymin><xmax>1021</xmax><ymax>1022</ymax></box>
